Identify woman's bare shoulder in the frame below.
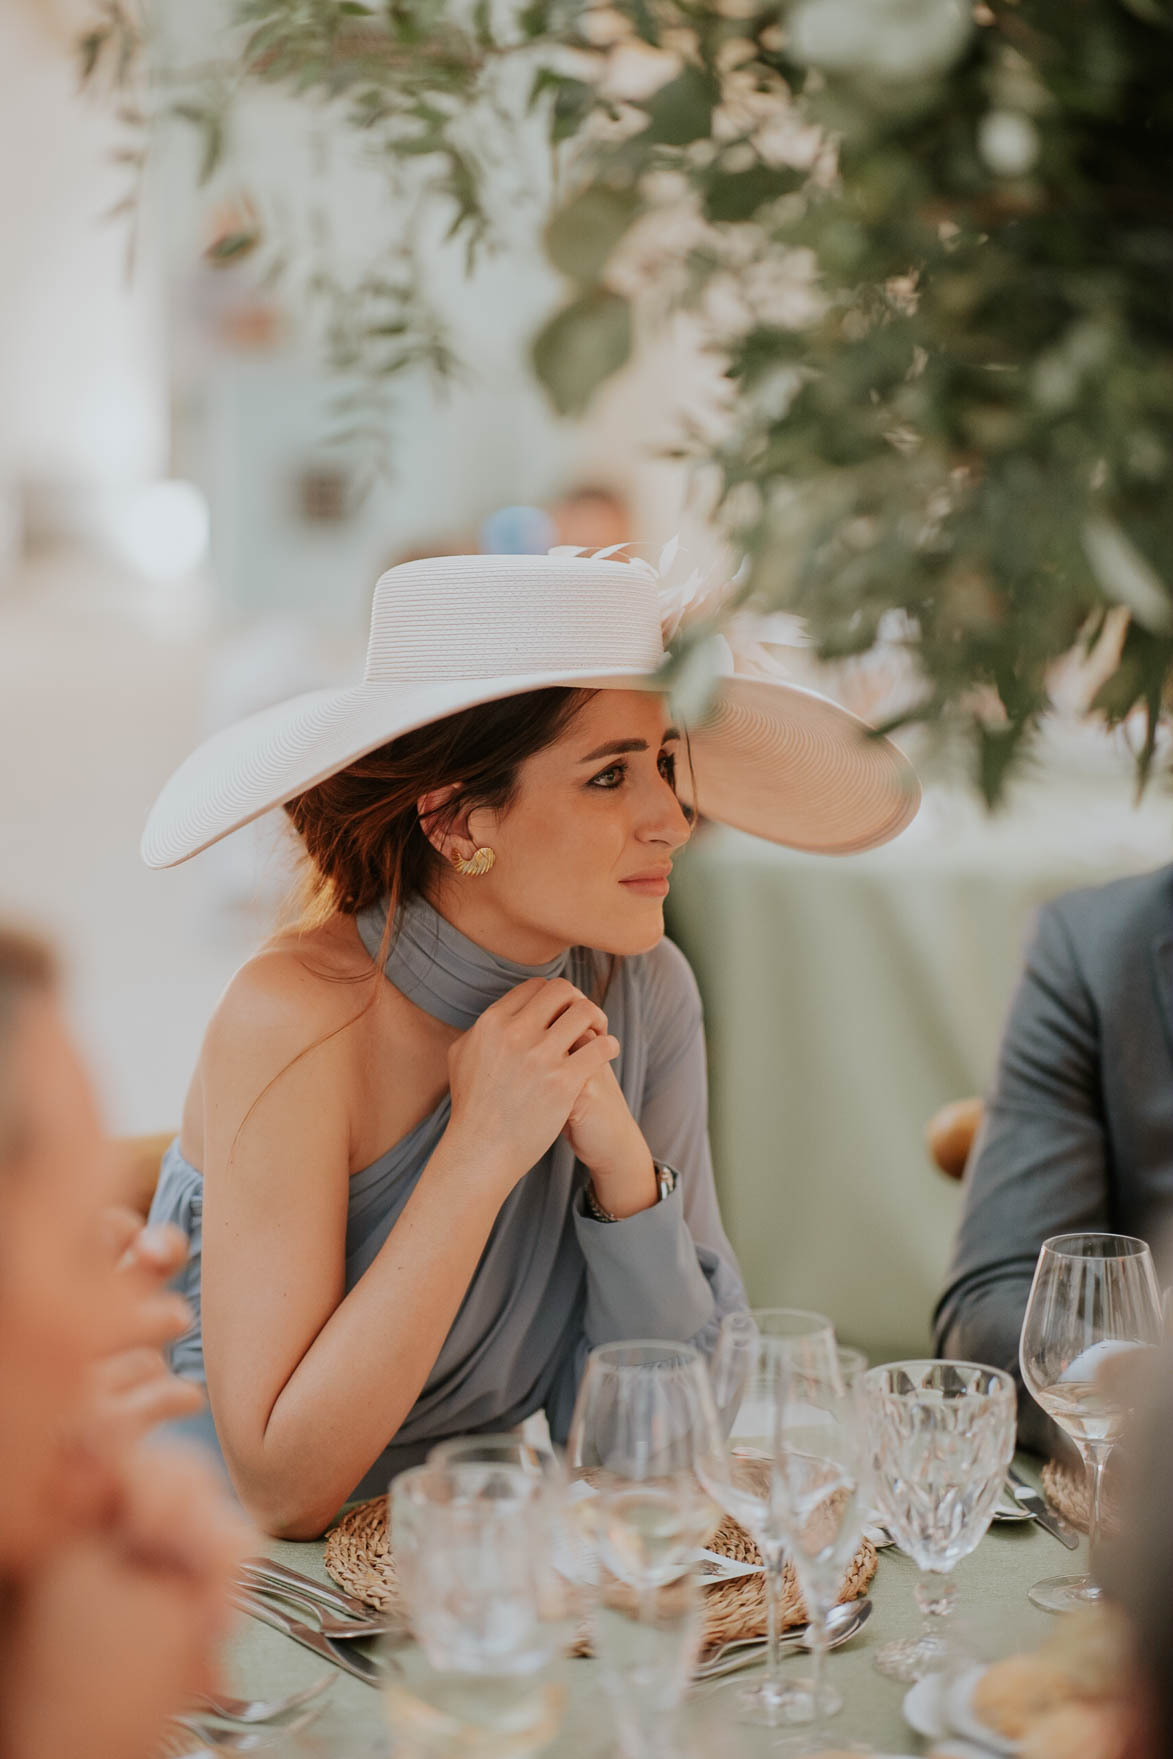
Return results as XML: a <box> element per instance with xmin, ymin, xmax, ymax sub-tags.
<box><xmin>203</xmin><ymin>917</ymin><xmax>378</xmax><ymax>1079</ymax></box>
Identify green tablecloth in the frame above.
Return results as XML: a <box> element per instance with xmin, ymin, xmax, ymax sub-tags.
<box><xmin>223</xmin><ymin>1485</ymin><xmax>1074</xmax><ymax>1755</ymax></box>
<box><xmin>665</xmin><ymin>779</ymin><xmax>1173</xmax><ymax>1365</ymax></box>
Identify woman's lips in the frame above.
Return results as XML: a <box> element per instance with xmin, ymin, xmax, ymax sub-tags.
<box><xmin>619</xmin><ymin>875</ymin><xmax>671</xmax><ymax>897</ymax></box>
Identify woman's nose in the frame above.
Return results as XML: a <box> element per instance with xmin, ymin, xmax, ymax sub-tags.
<box><xmin>642</xmin><ymin>778</ymin><xmax>692</xmax><ymax>849</ymax></box>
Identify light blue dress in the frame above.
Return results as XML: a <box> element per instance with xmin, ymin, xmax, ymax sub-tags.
<box><xmin>150</xmin><ymin>894</ymin><xmax>746</xmax><ymax>1500</ymax></box>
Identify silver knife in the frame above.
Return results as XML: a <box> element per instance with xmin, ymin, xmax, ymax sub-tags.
<box><xmin>1006</xmin><ymin>1467</ymin><xmax>1080</xmax><ymax>1550</ymax></box>
<box><xmin>230</xmin><ymin>1588</ymin><xmax>386</xmax><ymax>1686</ymax></box>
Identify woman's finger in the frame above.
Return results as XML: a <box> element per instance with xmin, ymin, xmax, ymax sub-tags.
<box><xmin>567</xmin><ymin>1034</ymin><xmax>621</xmax><ymax>1076</ymax></box>
<box><xmin>92</xmin><ymin>1347</ymin><xmax>170</xmax><ymax>1398</ymax></box>
<box><xmin>107</xmin><ymin>1375</ymin><xmax>206</xmax><ymax>1440</ymax></box>
<box><xmin>544</xmin><ymin>999</ymin><xmax>610</xmax><ymax>1058</ymax></box>
<box><xmin>125</xmin><ymin>1224</ymin><xmax>188</xmax><ymax>1278</ymax></box>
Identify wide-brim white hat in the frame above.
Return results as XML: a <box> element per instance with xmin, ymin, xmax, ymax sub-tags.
<box><xmin>141</xmin><ymin>552</ymin><xmax>920</xmax><ymax>869</ymax></box>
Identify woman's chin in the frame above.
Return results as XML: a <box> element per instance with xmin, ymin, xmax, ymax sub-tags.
<box><xmin>598</xmin><ymin>904</ymin><xmax>666</xmax><ymax>957</ymax></box>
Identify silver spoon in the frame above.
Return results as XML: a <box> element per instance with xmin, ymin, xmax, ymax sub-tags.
<box><xmin>694</xmin><ymin>1595</ymin><xmax>872</xmax><ymax>1681</ymax></box>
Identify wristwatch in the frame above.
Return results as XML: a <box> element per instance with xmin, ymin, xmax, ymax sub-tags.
<box><xmin>584</xmin><ymin>1160</ymin><xmax>677</xmax><ymax>1223</ymax></box>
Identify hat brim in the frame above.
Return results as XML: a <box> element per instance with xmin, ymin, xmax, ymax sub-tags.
<box><xmin>141</xmin><ymin>665</ymin><xmax>919</xmax><ymax>869</ymax></box>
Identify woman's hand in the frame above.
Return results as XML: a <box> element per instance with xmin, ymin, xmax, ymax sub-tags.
<box><xmin>446</xmin><ymin>977</ymin><xmax>621</xmax><ymax>1190</ymax></box>
<box><xmin>564</xmin><ymin>1061</ymin><xmax>657</xmax><ymax>1217</ymax></box>
<box><xmin>0</xmin><ymin>1444</ymin><xmax>253</xmax><ymax>1759</ymax></box>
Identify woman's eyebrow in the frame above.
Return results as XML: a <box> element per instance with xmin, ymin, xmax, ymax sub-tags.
<box><xmin>577</xmin><ymin>729</ymin><xmax>681</xmax><ymax>763</ymax></box>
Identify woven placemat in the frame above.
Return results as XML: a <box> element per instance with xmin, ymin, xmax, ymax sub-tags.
<box><xmin>1040</xmin><ymin>1458</ymin><xmax>1125</xmax><ymax>1534</ymax></box>
<box><xmin>324</xmin><ymin>1495</ymin><xmax>876</xmax><ymax>1658</ymax></box>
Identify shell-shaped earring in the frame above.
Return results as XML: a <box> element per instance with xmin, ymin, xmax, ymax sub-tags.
<box><xmin>452</xmin><ymin>845</ymin><xmax>496</xmax><ymax>877</ymax></box>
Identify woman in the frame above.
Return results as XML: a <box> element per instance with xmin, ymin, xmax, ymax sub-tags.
<box><xmin>0</xmin><ymin>926</ymin><xmax>248</xmax><ymax>1759</ymax></box>
<box><xmin>143</xmin><ymin>550</ymin><xmax>919</xmax><ymax>1537</ymax></box>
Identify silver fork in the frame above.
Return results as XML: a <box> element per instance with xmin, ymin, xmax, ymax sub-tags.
<box><xmin>189</xmin><ymin>1672</ymin><xmax>333</xmax><ymax>1725</ymax></box>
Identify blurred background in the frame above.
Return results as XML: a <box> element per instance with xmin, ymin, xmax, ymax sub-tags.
<box><xmin>3</xmin><ymin>0</ymin><xmax>1172</xmax><ymax>1366</ymax></box>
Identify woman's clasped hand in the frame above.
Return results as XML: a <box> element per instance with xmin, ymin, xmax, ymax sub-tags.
<box><xmin>446</xmin><ymin>975</ymin><xmax>655</xmax><ymax>1213</ymax></box>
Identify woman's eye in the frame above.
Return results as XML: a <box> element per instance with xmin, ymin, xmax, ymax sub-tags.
<box><xmin>659</xmin><ymin>752</ymin><xmax>678</xmax><ymax>788</ymax></box>
<box><xmin>589</xmin><ymin>763</ymin><xmax>626</xmax><ymax>790</ymax></box>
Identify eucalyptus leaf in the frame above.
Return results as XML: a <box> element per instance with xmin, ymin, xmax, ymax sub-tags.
<box><xmin>532</xmin><ymin>289</ymin><xmax>632</xmax><ymax>417</ymax></box>
<box><xmin>545</xmin><ymin>185</ymin><xmax>639</xmax><ymax>283</ymax></box>
<box><xmin>636</xmin><ymin>64</ymin><xmax>719</xmax><ymax>147</ymax></box>
<box><xmin>1083</xmin><ymin>515</ymin><xmax>1173</xmax><ymax>634</ymax></box>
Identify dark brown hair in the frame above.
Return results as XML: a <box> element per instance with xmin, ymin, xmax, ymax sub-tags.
<box><xmin>284</xmin><ymin>686</ymin><xmax>594</xmax><ymax>934</ymax></box>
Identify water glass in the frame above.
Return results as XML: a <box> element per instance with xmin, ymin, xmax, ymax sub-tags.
<box><xmin>428</xmin><ymin>1432</ymin><xmax>591</xmax><ymax>1595</ymax></box>
<box><xmin>864</xmin><ymin>1360</ymin><xmax>1015</xmax><ymax>1681</ymax></box>
<box><xmin>698</xmin><ymin>1308</ymin><xmax>843</xmax><ymax>1728</ymax></box>
<box><xmin>1019</xmin><ymin>1231</ymin><xmax>1164</xmax><ymax>1612</ymax></box>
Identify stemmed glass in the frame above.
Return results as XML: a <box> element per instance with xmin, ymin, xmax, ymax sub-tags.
<box><xmin>1019</xmin><ymin>1232</ymin><xmax>1164</xmax><ymax>1612</ymax></box>
<box><xmin>566</xmin><ymin>1341</ymin><xmax>721</xmax><ymax>1757</ymax></box>
<box><xmin>864</xmin><ymin>1361</ymin><xmax>1016</xmax><ymax>1682</ymax></box>
<box><xmin>697</xmin><ymin>1308</ymin><xmax>844</xmax><ymax>1729</ymax></box>
<box><xmin>770</xmin><ymin>1350</ymin><xmax>869</xmax><ymax>1750</ymax></box>
<box><xmin>567</xmin><ymin>1340</ymin><xmax>722</xmax><ymax>1595</ymax></box>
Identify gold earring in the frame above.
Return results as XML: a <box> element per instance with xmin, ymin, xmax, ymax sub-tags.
<box><xmin>452</xmin><ymin>846</ymin><xmax>496</xmax><ymax>877</ymax></box>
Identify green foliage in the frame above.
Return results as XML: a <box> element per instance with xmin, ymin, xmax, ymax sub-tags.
<box><xmin>77</xmin><ymin>0</ymin><xmax>1173</xmax><ymax>798</ymax></box>
<box><xmin>532</xmin><ymin>287</ymin><xmax>632</xmax><ymax>415</ymax></box>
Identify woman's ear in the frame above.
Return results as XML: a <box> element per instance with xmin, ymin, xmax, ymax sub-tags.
<box><xmin>416</xmin><ymin>785</ymin><xmax>472</xmax><ymax>864</ymax></box>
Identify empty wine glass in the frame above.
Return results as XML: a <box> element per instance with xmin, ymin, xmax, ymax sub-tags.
<box><xmin>566</xmin><ymin>1340</ymin><xmax>722</xmax><ymax>1596</ymax></box>
<box><xmin>1019</xmin><ymin>1232</ymin><xmax>1164</xmax><ymax>1613</ymax></box>
<box><xmin>864</xmin><ymin>1361</ymin><xmax>1015</xmax><ymax>1682</ymax></box>
<box><xmin>771</xmin><ymin>1359</ymin><xmax>869</xmax><ymax>1750</ymax></box>
<box><xmin>698</xmin><ymin>1308</ymin><xmax>841</xmax><ymax>1728</ymax></box>
<box><xmin>567</xmin><ymin>1341</ymin><xmax>721</xmax><ymax>1756</ymax></box>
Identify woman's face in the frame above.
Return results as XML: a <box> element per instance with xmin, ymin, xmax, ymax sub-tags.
<box><xmin>462</xmin><ymin>690</ymin><xmax>693</xmax><ymax>961</ymax></box>
<box><xmin>0</xmin><ymin>996</ymin><xmax>127</xmax><ymax>1568</ymax></box>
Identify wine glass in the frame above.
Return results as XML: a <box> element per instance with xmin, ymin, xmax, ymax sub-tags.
<box><xmin>566</xmin><ymin>1340</ymin><xmax>723</xmax><ymax>1595</ymax></box>
<box><xmin>698</xmin><ymin>1308</ymin><xmax>842</xmax><ymax>1728</ymax></box>
<box><xmin>1019</xmin><ymin>1231</ymin><xmax>1164</xmax><ymax>1612</ymax></box>
<box><xmin>566</xmin><ymin>1341</ymin><xmax>721</xmax><ymax>1756</ymax></box>
<box><xmin>864</xmin><ymin>1361</ymin><xmax>1015</xmax><ymax>1682</ymax></box>
<box><xmin>772</xmin><ymin>1357</ymin><xmax>870</xmax><ymax>1750</ymax></box>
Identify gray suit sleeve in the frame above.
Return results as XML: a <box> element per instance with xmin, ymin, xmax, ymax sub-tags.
<box><xmin>571</xmin><ymin>941</ymin><xmax>747</xmax><ymax>1353</ymax></box>
<box><xmin>933</xmin><ymin>899</ymin><xmax>1109</xmax><ymax>1454</ymax></box>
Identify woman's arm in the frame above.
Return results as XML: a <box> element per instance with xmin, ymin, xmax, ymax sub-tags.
<box><xmin>570</xmin><ymin>939</ymin><xmax>747</xmax><ymax>1352</ymax></box>
<box><xmin>200</xmin><ymin>961</ymin><xmax>620</xmax><ymax>1537</ymax></box>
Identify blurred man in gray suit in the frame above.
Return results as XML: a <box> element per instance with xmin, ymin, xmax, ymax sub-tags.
<box><xmin>934</xmin><ymin>865</ymin><xmax>1173</xmax><ymax>1452</ymax></box>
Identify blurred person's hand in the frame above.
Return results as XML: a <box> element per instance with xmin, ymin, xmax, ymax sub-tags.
<box><xmin>50</xmin><ymin>1208</ymin><xmax>204</xmax><ymax>1528</ymax></box>
<box><xmin>89</xmin><ymin>1208</ymin><xmax>204</xmax><ymax>1444</ymax></box>
<box><xmin>0</xmin><ymin>1443</ymin><xmax>253</xmax><ymax>1759</ymax></box>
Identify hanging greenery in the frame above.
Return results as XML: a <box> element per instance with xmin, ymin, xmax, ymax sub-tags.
<box><xmin>79</xmin><ymin>0</ymin><xmax>1173</xmax><ymax>797</ymax></box>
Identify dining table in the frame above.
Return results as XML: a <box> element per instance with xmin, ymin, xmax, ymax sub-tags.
<box><xmin>215</xmin><ymin>1460</ymin><xmax>1073</xmax><ymax>1757</ymax></box>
